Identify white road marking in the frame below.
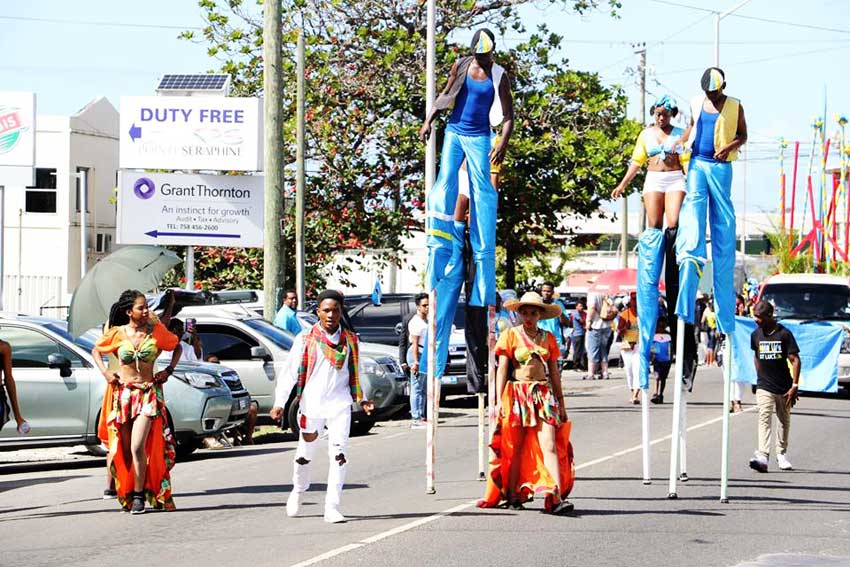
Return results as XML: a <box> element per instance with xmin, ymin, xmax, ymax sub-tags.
<box><xmin>290</xmin><ymin>403</ymin><xmax>754</xmax><ymax>567</ymax></box>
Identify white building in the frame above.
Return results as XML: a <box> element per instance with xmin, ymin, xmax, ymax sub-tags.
<box><xmin>1</xmin><ymin>97</ymin><xmax>119</xmax><ymax>315</ymax></box>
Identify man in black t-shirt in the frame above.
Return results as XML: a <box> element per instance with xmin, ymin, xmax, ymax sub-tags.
<box><xmin>748</xmin><ymin>301</ymin><xmax>801</xmax><ymax>473</ymax></box>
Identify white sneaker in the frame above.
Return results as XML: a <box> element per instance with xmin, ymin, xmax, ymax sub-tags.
<box><xmin>323</xmin><ymin>507</ymin><xmax>346</xmax><ymax>524</ymax></box>
<box><xmin>411</xmin><ymin>419</ymin><xmax>426</xmax><ymax>429</ymax></box>
<box><xmin>286</xmin><ymin>492</ymin><xmax>301</xmax><ymax>517</ymax></box>
<box><xmin>777</xmin><ymin>453</ymin><xmax>793</xmax><ymax>470</ymax></box>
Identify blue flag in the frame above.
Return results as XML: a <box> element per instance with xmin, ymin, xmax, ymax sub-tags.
<box><xmin>731</xmin><ymin>316</ymin><xmax>842</xmax><ymax>393</ymax></box>
<box><xmin>371</xmin><ymin>276</ymin><xmax>382</xmax><ymax>305</ymax></box>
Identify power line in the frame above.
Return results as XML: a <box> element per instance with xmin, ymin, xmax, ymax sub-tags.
<box><xmin>732</xmin><ymin>13</ymin><xmax>850</xmax><ymax>36</ymax></box>
<box><xmin>649</xmin><ymin>0</ymin><xmax>850</xmax><ymax>35</ymax></box>
<box><xmin>0</xmin><ymin>15</ymin><xmax>202</xmax><ymax>30</ymax></box>
<box><xmin>656</xmin><ymin>43</ymin><xmax>850</xmax><ymax>76</ymax></box>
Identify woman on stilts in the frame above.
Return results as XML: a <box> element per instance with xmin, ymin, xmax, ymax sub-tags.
<box><xmin>477</xmin><ymin>292</ymin><xmax>574</xmax><ymax>515</ymax></box>
<box><xmin>612</xmin><ymin>95</ymin><xmax>695</xmax><ymax>392</ymax></box>
<box><xmin>94</xmin><ymin>290</ymin><xmax>182</xmax><ymax>514</ymax></box>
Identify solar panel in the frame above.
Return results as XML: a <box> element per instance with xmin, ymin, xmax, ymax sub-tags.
<box><xmin>155</xmin><ymin>74</ymin><xmax>231</xmax><ymax>95</ymax></box>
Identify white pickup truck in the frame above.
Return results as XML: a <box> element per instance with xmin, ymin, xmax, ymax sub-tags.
<box><xmin>758</xmin><ymin>273</ymin><xmax>850</xmax><ymax>390</ymax></box>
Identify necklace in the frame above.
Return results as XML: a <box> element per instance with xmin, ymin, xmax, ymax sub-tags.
<box><xmin>522</xmin><ymin>326</ymin><xmax>541</xmax><ymax>342</ymax></box>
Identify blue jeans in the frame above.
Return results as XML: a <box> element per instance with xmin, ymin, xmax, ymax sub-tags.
<box><xmin>410</xmin><ymin>372</ymin><xmax>427</xmax><ymax>420</ymax></box>
<box><xmin>675</xmin><ymin>158</ymin><xmax>736</xmax><ymax>334</ymax></box>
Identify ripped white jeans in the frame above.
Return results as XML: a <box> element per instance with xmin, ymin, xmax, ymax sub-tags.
<box><xmin>292</xmin><ymin>409</ymin><xmax>352</xmax><ymax>511</ymax></box>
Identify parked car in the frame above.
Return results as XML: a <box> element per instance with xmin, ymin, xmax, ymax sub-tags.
<box><xmin>175</xmin><ymin>306</ymin><xmax>407</xmax><ymax>435</ymax></box>
<box><xmin>337</xmin><ymin>293</ymin><xmax>471</xmax><ymax>396</ymax></box>
<box><xmin>0</xmin><ymin>316</ymin><xmax>245</xmax><ymax>458</ymax></box>
<box><xmin>758</xmin><ymin>273</ymin><xmax>850</xmax><ymax>391</ymax></box>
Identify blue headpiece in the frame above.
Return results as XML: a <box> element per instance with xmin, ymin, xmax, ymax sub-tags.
<box><xmin>652</xmin><ymin>95</ymin><xmax>677</xmax><ymax>113</ymax></box>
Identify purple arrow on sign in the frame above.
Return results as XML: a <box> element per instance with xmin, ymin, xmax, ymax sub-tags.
<box><xmin>129</xmin><ymin>123</ymin><xmax>142</xmax><ymax>142</ymax></box>
<box><xmin>145</xmin><ymin>230</ymin><xmax>241</xmax><ymax>239</ymax></box>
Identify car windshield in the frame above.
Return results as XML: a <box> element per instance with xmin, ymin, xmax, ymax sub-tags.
<box><xmin>243</xmin><ymin>318</ymin><xmax>294</xmax><ymax>350</ymax></box>
<box><xmin>761</xmin><ymin>283</ymin><xmax>850</xmax><ymax>321</ymax></box>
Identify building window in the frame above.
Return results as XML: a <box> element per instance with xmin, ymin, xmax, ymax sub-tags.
<box><xmin>25</xmin><ymin>168</ymin><xmax>57</xmax><ymax>213</ymax></box>
<box><xmin>96</xmin><ymin>233</ymin><xmax>113</xmax><ymax>254</ymax></box>
<box><xmin>75</xmin><ymin>166</ymin><xmax>90</xmax><ymax>213</ymax></box>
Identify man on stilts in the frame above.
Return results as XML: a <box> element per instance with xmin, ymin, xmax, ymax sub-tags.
<box><xmin>676</xmin><ymin>67</ymin><xmax>747</xmax><ymax>355</ymax></box>
<box><xmin>271</xmin><ymin>290</ymin><xmax>375</xmax><ymax>523</ymax></box>
<box><xmin>669</xmin><ymin>67</ymin><xmax>747</xmax><ymax>497</ymax></box>
<box><xmin>418</xmin><ymin>28</ymin><xmax>514</xmax><ymax>385</ymax></box>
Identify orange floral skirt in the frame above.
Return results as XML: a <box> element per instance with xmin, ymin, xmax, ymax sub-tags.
<box><xmin>478</xmin><ymin>382</ymin><xmax>574</xmax><ymax>508</ymax></box>
<box><xmin>107</xmin><ymin>382</ymin><xmax>176</xmax><ymax>511</ymax></box>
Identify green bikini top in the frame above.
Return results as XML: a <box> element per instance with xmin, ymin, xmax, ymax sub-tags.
<box><xmin>96</xmin><ymin>322</ymin><xmax>179</xmax><ymax>370</ymax></box>
<box><xmin>117</xmin><ymin>325</ymin><xmax>159</xmax><ymax>365</ymax></box>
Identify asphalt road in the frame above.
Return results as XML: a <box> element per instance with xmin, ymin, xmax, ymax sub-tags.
<box><xmin>2</xmin><ymin>367</ymin><xmax>850</xmax><ymax>567</ymax></box>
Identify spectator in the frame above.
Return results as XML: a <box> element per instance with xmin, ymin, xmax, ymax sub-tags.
<box><xmin>0</xmin><ymin>339</ymin><xmax>28</xmax><ymax>435</ymax></box>
<box><xmin>273</xmin><ymin>289</ymin><xmax>302</xmax><ymax>336</ymax></box>
<box><xmin>702</xmin><ymin>300</ymin><xmax>718</xmax><ymax>367</ymax></box>
<box><xmin>650</xmin><ymin>317</ymin><xmax>672</xmax><ymax>404</ymax></box>
<box><xmin>570</xmin><ymin>301</ymin><xmax>587</xmax><ymax>371</ymax></box>
<box><xmin>407</xmin><ymin>293</ymin><xmax>429</xmax><ymax>429</ymax></box>
<box><xmin>538</xmin><ymin>282</ymin><xmax>569</xmax><ymax>364</ymax></box>
<box><xmin>585</xmin><ymin>290</ymin><xmax>617</xmax><ymax>380</ymax></box>
<box><xmin>159</xmin><ymin>319</ymin><xmax>202</xmax><ymax>363</ymax></box>
<box><xmin>494</xmin><ymin>292</ymin><xmax>514</xmax><ymax>340</ymax></box>
<box><xmin>618</xmin><ymin>291</ymin><xmax>640</xmax><ymax>404</ymax></box>
<box><xmin>731</xmin><ymin>293</ymin><xmax>749</xmax><ymax>413</ymax></box>
<box><xmin>748</xmin><ymin>300</ymin><xmax>800</xmax><ymax>473</ymax></box>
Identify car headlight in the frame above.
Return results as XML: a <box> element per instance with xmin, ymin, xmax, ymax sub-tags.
<box><xmin>176</xmin><ymin>372</ymin><xmax>223</xmax><ymax>389</ymax></box>
<box><xmin>360</xmin><ymin>357</ymin><xmax>386</xmax><ymax>377</ymax></box>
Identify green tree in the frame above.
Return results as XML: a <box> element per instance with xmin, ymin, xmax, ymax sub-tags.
<box><xmin>182</xmin><ymin>0</ymin><xmax>622</xmax><ymax>294</ymax></box>
<box><xmin>497</xmin><ymin>31</ymin><xmax>641</xmax><ymax>288</ymax></box>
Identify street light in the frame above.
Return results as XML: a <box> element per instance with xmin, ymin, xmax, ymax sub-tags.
<box><xmin>714</xmin><ymin>0</ymin><xmax>753</xmax><ymax>66</ymax></box>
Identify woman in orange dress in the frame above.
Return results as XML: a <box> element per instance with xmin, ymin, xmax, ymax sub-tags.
<box><xmin>94</xmin><ymin>290</ymin><xmax>182</xmax><ymax>514</ymax></box>
<box><xmin>478</xmin><ymin>292</ymin><xmax>574</xmax><ymax>514</ymax></box>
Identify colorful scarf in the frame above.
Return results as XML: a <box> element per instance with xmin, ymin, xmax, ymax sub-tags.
<box><xmin>296</xmin><ymin>324</ymin><xmax>362</xmax><ymax>403</ymax></box>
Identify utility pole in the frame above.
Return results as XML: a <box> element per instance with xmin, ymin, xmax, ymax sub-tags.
<box><xmin>295</xmin><ymin>29</ymin><xmax>306</xmax><ymax>304</ymax></box>
<box><xmin>263</xmin><ymin>0</ymin><xmax>285</xmax><ymax>319</ymax></box>
<box><xmin>636</xmin><ymin>43</ymin><xmax>647</xmax><ymax>234</ymax></box>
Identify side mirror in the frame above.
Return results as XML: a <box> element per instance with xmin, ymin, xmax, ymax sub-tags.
<box><xmin>250</xmin><ymin>346</ymin><xmax>270</xmax><ymax>360</ymax></box>
<box><xmin>48</xmin><ymin>353</ymin><xmax>73</xmax><ymax>378</ymax></box>
<box><xmin>394</xmin><ymin>322</ymin><xmax>403</xmax><ymax>335</ymax></box>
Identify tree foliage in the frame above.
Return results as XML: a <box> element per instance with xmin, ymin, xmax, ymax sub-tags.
<box><xmin>182</xmin><ymin>0</ymin><xmax>625</xmax><ymax>293</ymax></box>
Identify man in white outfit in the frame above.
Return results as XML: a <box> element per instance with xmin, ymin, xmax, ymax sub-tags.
<box><xmin>271</xmin><ymin>290</ymin><xmax>374</xmax><ymax>523</ymax></box>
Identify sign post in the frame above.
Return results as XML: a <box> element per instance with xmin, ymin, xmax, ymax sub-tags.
<box><xmin>119</xmin><ymin>96</ymin><xmax>263</xmax><ymax>172</ymax></box>
<box><xmin>116</xmin><ymin>171</ymin><xmax>264</xmax><ymax>248</ymax></box>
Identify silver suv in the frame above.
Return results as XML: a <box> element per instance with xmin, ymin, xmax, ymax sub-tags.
<box><xmin>0</xmin><ymin>317</ymin><xmax>245</xmax><ymax>458</ymax></box>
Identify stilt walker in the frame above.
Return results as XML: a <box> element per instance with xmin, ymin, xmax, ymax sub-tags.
<box><xmin>613</xmin><ymin>94</ymin><xmax>690</xmax><ymax>485</ymax></box>
<box><xmin>419</xmin><ymin>27</ymin><xmax>515</xmax><ymax>493</ymax></box>
<box><xmin>670</xmin><ymin>68</ymin><xmax>747</xmax><ymax>500</ymax></box>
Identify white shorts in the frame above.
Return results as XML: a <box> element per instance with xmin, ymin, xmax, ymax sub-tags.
<box><xmin>643</xmin><ymin>170</ymin><xmax>686</xmax><ymax>194</ymax></box>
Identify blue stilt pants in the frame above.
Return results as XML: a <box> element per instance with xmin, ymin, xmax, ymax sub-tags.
<box><xmin>675</xmin><ymin>158</ymin><xmax>737</xmax><ymax>335</ymax></box>
<box><xmin>426</xmin><ymin>131</ymin><xmax>497</xmax><ymax>378</ymax></box>
<box><xmin>637</xmin><ymin>228</ymin><xmax>665</xmax><ymax>390</ymax></box>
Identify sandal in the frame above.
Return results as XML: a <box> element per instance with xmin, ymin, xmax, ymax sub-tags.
<box><xmin>548</xmin><ymin>500</ymin><xmax>575</xmax><ymax>515</ymax></box>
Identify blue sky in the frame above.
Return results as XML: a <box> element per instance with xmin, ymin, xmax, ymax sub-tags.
<box><xmin>3</xmin><ymin>0</ymin><xmax>849</xmax><ymax>218</ymax></box>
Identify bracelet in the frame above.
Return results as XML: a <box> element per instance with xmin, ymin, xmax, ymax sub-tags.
<box><xmin>165</xmin><ymin>365</ymin><xmax>175</xmax><ymax>376</ymax></box>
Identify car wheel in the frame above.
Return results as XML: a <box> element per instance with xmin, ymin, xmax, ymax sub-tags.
<box><xmin>175</xmin><ymin>439</ymin><xmax>198</xmax><ymax>459</ymax></box>
<box><xmin>86</xmin><ymin>443</ymin><xmax>108</xmax><ymax>457</ymax></box>
<box><xmin>87</xmin><ymin>410</ymin><xmax>108</xmax><ymax>457</ymax></box>
<box><xmin>350</xmin><ymin>418</ymin><xmax>375</xmax><ymax>437</ymax></box>
<box><xmin>286</xmin><ymin>399</ymin><xmax>301</xmax><ymax>437</ymax></box>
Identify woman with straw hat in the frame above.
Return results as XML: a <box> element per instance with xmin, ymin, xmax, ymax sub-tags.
<box><xmin>477</xmin><ymin>292</ymin><xmax>574</xmax><ymax>515</ymax></box>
